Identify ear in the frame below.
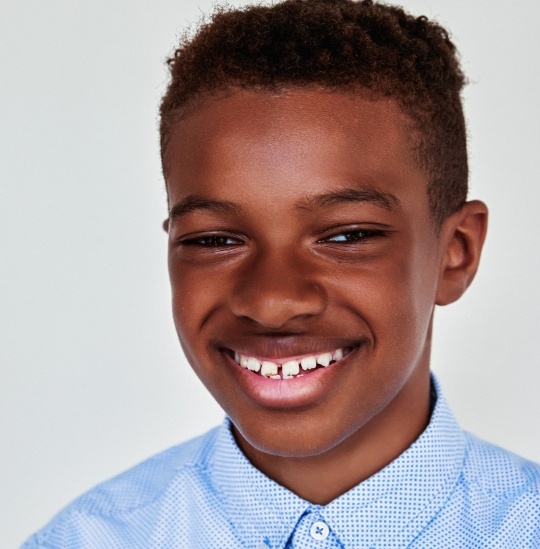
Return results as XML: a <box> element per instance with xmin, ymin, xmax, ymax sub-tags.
<box><xmin>162</xmin><ymin>218</ymin><xmax>170</xmax><ymax>232</ymax></box>
<box><xmin>436</xmin><ymin>200</ymin><xmax>488</xmax><ymax>306</ymax></box>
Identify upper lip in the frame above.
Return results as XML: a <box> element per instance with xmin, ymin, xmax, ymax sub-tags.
<box><xmin>214</xmin><ymin>335</ymin><xmax>366</xmax><ymax>361</ymax></box>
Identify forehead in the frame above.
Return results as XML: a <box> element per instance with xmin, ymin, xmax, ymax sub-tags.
<box><xmin>164</xmin><ymin>89</ymin><xmax>427</xmax><ymax>213</ymax></box>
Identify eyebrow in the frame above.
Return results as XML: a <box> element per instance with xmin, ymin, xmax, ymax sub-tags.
<box><xmin>296</xmin><ymin>186</ymin><xmax>401</xmax><ymax>212</ymax></box>
<box><xmin>168</xmin><ymin>185</ymin><xmax>401</xmax><ymax>221</ymax></box>
<box><xmin>169</xmin><ymin>195</ymin><xmax>241</xmax><ymax>221</ymax></box>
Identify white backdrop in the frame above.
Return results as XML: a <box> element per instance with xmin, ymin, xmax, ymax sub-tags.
<box><xmin>1</xmin><ymin>1</ymin><xmax>539</xmax><ymax>546</ymax></box>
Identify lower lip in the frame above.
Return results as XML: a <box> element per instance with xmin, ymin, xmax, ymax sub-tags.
<box><xmin>222</xmin><ymin>349</ymin><xmax>357</xmax><ymax>409</ymax></box>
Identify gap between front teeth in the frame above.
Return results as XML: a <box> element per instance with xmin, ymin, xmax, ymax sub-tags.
<box><xmin>234</xmin><ymin>348</ymin><xmax>348</xmax><ymax>379</ymax></box>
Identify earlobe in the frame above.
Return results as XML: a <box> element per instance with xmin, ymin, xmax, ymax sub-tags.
<box><xmin>436</xmin><ymin>200</ymin><xmax>488</xmax><ymax>306</ymax></box>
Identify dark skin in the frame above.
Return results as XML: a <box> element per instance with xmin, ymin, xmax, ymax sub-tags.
<box><xmin>163</xmin><ymin>89</ymin><xmax>487</xmax><ymax>504</ymax></box>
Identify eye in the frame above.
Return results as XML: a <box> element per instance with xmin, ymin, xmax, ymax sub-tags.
<box><xmin>321</xmin><ymin>229</ymin><xmax>386</xmax><ymax>243</ymax></box>
<box><xmin>180</xmin><ymin>234</ymin><xmax>242</xmax><ymax>247</ymax></box>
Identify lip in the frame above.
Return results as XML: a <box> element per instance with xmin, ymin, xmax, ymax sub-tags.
<box><xmin>221</xmin><ymin>345</ymin><xmax>360</xmax><ymax>409</ymax></box>
<box><xmin>216</xmin><ymin>335</ymin><xmax>359</xmax><ymax>363</ymax></box>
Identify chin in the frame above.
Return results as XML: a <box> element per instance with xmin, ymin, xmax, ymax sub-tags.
<box><xmin>231</xmin><ymin>405</ymin><xmax>369</xmax><ymax>459</ymax></box>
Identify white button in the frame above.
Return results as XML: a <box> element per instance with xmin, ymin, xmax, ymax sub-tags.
<box><xmin>310</xmin><ymin>520</ymin><xmax>330</xmax><ymax>541</ymax></box>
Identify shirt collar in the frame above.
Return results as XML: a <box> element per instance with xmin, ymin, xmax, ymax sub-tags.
<box><xmin>204</xmin><ymin>374</ymin><xmax>466</xmax><ymax>548</ymax></box>
<box><xmin>208</xmin><ymin>419</ymin><xmax>309</xmax><ymax>548</ymax></box>
<box><xmin>321</xmin><ymin>374</ymin><xmax>466</xmax><ymax>547</ymax></box>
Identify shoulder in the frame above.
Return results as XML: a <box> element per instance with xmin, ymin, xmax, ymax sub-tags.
<box><xmin>22</xmin><ymin>426</ymin><xmax>223</xmax><ymax>548</ymax></box>
<box><xmin>72</xmin><ymin>425</ymin><xmax>221</xmax><ymax>515</ymax></box>
<box><xmin>455</xmin><ymin>431</ymin><xmax>540</xmax><ymax>543</ymax></box>
<box><xmin>462</xmin><ymin>431</ymin><xmax>540</xmax><ymax>500</ymax></box>
<box><xmin>416</xmin><ymin>430</ymin><xmax>540</xmax><ymax>546</ymax></box>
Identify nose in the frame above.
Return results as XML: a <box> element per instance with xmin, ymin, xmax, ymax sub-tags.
<box><xmin>229</xmin><ymin>249</ymin><xmax>327</xmax><ymax>329</ymax></box>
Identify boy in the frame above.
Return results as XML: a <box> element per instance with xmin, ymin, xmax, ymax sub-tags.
<box><xmin>24</xmin><ymin>0</ymin><xmax>540</xmax><ymax>547</ymax></box>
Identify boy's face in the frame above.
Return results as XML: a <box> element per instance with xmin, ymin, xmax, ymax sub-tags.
<box><xmin>165</xmin><ymin>90</ymin><xmax>452</xmax><ymax>458</ymax></box>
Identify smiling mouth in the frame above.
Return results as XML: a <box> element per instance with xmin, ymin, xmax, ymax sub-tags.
<box><xmin>227</xmin><ymin>347</ymin><xmax>354</xmax><ymax>380</ymax></box>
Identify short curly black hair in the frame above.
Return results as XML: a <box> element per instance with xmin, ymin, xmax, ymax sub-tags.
<box><xmin>160</xmin><ymin>0</ymin><xmax>468</xmax><ymax>226</ymax></box>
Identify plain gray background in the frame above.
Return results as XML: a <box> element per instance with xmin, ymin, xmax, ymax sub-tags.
<box><xmin>2</xmin><ymin>1</ymin><xmax>539</xmax><ymax>546</ymax></box>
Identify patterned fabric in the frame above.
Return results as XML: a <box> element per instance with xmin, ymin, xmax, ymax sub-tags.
<box><xmin>23</xmin><ymin>376</ymin><xmax>540</xmax><ymax>548</ymax></box>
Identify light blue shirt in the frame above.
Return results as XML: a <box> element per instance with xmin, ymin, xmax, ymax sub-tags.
<box><xmin>23</xmin><ymin>376</ymin><xmax>540</xmax><ymax>548</ymax></box>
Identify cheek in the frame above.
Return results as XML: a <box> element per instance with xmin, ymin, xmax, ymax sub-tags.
<box><xmin>332</xmin><ymin>250</ymin><xmax>437</xmax><ymax>349</ymax></box>
<box><xmin>169</xmin><ymin>264</ymin><xmax>218</xmax><ymax>351</ymax></box>
<box><xmin>169</xmin><ymin>266</ymin><xmax>231</xmax><ymax>395</ymax></box>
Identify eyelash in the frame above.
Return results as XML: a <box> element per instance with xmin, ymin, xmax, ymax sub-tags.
<box><xmin>179</xmin><ymin>229</ymin><xmax>387</xmax><ymax>248</ymax></box>
<box><xmin>180</xmin><ymin>235</ymin><xmax>241</xmax><ymax>247</ymax></box>
<box><xmin>319</xmin><ymin>229</ymin><xmax>387</xmax><ymax>244</ymax></box>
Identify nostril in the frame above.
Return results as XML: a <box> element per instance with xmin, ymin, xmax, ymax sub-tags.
<box><xmin>230</xmin><ymin>296</ymin><xmax>326</xmax><ymax>328</ymax></box>
<box><xmin>230</xmin><ymin>279</ymin><xmax>327</xmax><ymax>328</ymax></box>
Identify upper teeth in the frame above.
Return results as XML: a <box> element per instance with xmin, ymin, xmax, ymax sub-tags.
<box><xmin>261</xmin><ymin>361</ymin><xmax>278</xmax><ymax>376</ymax></box>
<box><xmin>316</xmin><ymin>352</ymin><xmax>332</xmax><ymax>367</ymax></box>
<box><xmin>233</xmin><ymin>348</ymin><xmax>349</xmax><ymax>378</ymax></box>
<box><xmin>300</xmin><ymin>356</ymin><xmax>316</xmax><ymax>370</ymax></box>
<box><xmin>332</xmin><ymin>348</ymin><xmax>344</xmax><ymax>361</ymax></box>
<box><xmin>246</xmin><ymin>357</ymin><xmax>261</xmax><ymax>372</ymax></box>
<box><xmin>282</xmin><ymin>360</ymin><xmax>300</xmax><ymax>376</ymax></box>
